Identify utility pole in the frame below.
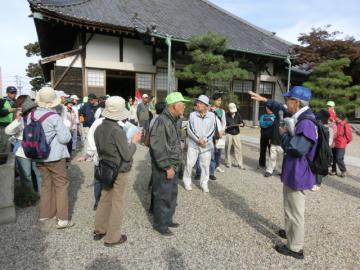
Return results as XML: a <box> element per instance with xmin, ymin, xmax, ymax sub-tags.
<box><xmin>14</xmin><ymin>75</ymin><xmax>23</xmax><ymax>96</ymax></box>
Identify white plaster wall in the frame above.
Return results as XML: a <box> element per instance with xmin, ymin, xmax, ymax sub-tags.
<box><xmin>56</xmin><ymin>55</ymin><xmax>82</xmax><ymax>68</ymax></box>
<box><xmin>87</xmin><ymin>34</ymin><xmax>119</xmax><ymax>62</ymax></box>
<box><xmin>123</xmin><ymin>38</ymin><xmax>153</xmax><ymax>66</ymax></box>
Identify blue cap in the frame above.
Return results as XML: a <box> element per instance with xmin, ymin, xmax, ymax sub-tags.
<box><xmin>283</xmin><ymin>86</ymin><xmax>312</xmax><ymax>101</ymax></box>
<box><xmin>6</xmin><ymin>86</ymin><xmax>17</xmax><ymax>93</ymax></box>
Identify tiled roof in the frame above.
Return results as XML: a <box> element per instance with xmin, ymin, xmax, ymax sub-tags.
<box><xmin>29</xmin><ymin>0</ymin><xmax>292</xmax><ymax>57</ymax></box>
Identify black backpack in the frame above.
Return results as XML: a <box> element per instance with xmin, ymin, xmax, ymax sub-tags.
<box><xmin>299</xmin><ymin>117</ymin><xmax>333</xmax><ymax>176</ymax></box>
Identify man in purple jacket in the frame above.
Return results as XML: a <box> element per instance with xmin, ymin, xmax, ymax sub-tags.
<box><xmin>250</xmin><ymin>86</ymin><xmax>318</xmax><ymax>260</ymax></box>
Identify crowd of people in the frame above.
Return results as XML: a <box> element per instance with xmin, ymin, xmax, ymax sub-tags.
<box><xmin>0</xmin><ymin>84</ymin><xmax>354</xmax><ymax>259</ymax></box>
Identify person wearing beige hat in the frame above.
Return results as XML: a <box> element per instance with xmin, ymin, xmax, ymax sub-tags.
<box><xmin>34</xmin><ymin>87</ymin><xmax>73</xmax><ymax>229</ymax></box>
<box><xmin>224</xmin><ymin>103</ymin><xmax>245</xmax><ymax>169</ymax></box>
<box><xmin>93</xmin><ymin>96</ymin><xmax>141</xmax><ymax>247</ymax></box>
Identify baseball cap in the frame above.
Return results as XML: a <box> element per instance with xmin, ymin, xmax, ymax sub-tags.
<box><xmin>88</xmin><ymin>93</ymin><xmax>97</xmax><ymax>100</ymax></box>
<box><xmin>165</xmin><ymin>92</ymin><xmax>190</xmax><ymax>105</ymax></box>
<box><xmin>6</xmin><ymin>86</ymin><xmax>17</xmax><ymax>93</ymax></box>
<box><xmin>283</xmin><ymin>86</ymin><xmax>312</xmax><ymax>101</ymax></box>
<box><xmin>326</xmin><ymin>101</ymin><xmax>335</xmax><ymax>107</ymax></box>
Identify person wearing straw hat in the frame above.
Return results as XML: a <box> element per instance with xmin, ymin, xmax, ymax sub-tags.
<box><xmin>34</xmin><ymin>87</ymin><xmax>73</xmax><ymax>229</ymax></box>
<box><xmin>93</xmin><ymin>96</ymin><xmax>141</xmax><ymax>247</ymax></box>
<box><xmin>150</xmin><ymin>92</ymin><xmax>188</xmax><ymax>236</ymax></box>
<box><xmin>182</xmin><ymin>94</ymin><xmax>216</xmax><ymax>193</ymax></box>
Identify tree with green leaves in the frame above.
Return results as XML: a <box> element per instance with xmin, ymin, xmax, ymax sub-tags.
<box><xmin>176</xmin><ymin>32</ymin><xmax>248</xmax><ymax>100</ymax></box>
<box><xmin>304</xmin><ymin>58</ymin><xmax>360</xmax><ymax>116</ymax></box>
<box><xmin>24</xmin><ymin>42</ymin><xmax>45</xmax><ymax>91</ymax></box>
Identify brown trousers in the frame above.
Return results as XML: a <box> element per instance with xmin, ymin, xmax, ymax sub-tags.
<box><xmin>37</xmin><ymin>159</ymin><xmax>69</xmax><ymax>220</ymax></box>
<box><xmin>95</xmin><ymin>173</ymin><xmax>128</xmax><ymax>243</ymax></box>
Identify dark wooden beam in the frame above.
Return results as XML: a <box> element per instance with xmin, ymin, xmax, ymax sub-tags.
<box><xmin>81</xmin><ymin>32</ymin><xmax>87</xmax><ymax>97</ymax></box>
<box><xmin>119</xmin><ymin>36</ymin><xmax>124</xmax><ymax>62</ymax></box>
<box><xmin>40</xmin><ymin>48</ymin><xmax>82</xmax><ymax>64</ymax></box>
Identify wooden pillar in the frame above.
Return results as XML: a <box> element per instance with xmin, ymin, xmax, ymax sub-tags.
<box><xmin>252</xmin><ymin>72</ymin><xmax>261</xmax><ymax>126</ymax></box>
<box><xmin>81</xmin><ymin>32</ymin><xmax>87</xmax><ymax>97</ymax></box>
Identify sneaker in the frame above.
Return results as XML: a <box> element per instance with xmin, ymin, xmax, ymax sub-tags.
<box><xmin>329</xmin><ymin>171</ymin><xmax>337</xmax><ymax>176</ymax></box>
<box><xmin>238</xmin><ymin>166</ymin><xmax>246</xmax><ymax>170</ymax></box>
<box><xmin>210</xmin><ymin>175</ymin><xmax>217</xmax><ymax>181</ymax></box>
<box><xmin>184</xmin><ymin>185</ymin><xmax>192</xmax><ymax>191</ymax></box>
<box><xmin>274</xmin><ymin>244</ymin><xmax>304</xmax><ymax>260</ymax></box>
<box><xmin>216</xmin><ymin>167</ymin><xmax>225</xmax><ymax>173</ymax></box>
<box><xmin>311</xmin><ymin>185</ymin><xmax>321</xmax><ymax>192</ymax></box>
<box><xmin>339</xmin><ymin>171</ymin><xmax>346</xmax><ymax>178</ymax></box>
<box><xmin>202</xmin><ymin>186</ymin><xmax>209</xmax><ymax>193</ymax></box>
<box><xmin>264</xmin><ymin>172</ymin><xmax>273</xmax><ymax>177</ymax></box>
<box><xmin>57</xmin><ymin>220</ymin><xmax>75</xmax><ymax>229</ymax></box>
<box><xmin>226</xmin><ymin>164</ymin><xmax>231</xmax><ymax>168</ymax></box>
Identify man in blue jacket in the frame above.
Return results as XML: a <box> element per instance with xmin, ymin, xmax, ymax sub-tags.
<box><xmin>250</xmin><ymin>86</ymin><xmax>318</xmax><ymax>260</ymax></box>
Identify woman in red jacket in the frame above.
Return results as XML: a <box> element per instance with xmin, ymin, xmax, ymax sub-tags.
<box><xmin>330</xmin><ymin>112</ymin><xmax>352</xmax><ymax>177</ymax></box>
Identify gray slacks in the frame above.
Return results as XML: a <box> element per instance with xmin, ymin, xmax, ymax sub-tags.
<box><xmin>152</xmin><ymin>162</ymin><xmax>178</xmax><ymax>231</ymax></box>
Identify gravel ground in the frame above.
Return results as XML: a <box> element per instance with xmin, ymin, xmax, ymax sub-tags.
<box><xmin>0</xmin><ymin>140</ymin><xmax>359</xmax><ymax>270</ymax></box>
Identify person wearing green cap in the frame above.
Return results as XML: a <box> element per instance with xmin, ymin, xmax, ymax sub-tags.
<box><xmin>149</xmin><ymin>92</ymin><xmax>188</xmax><ymax>236</ymax></box>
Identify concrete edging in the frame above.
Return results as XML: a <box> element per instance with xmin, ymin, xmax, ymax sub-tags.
<box><xmin>0</xmin><ymin>154</ymin><xmax>16</xmax><ymax>225</ymax></box>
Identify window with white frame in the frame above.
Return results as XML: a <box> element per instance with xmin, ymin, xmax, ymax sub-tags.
<box><xmin>233</xmin><ymin>80</ymin><xmax>254</xmax><ymax>93</ymax></box>
<box><xmin>259</xmin><ymin>81</ymin><xmax>274</xmax><ymax>95</ymax></box>
<box><xmin>137</xmin><ymin>73</ymin><xmax>152</xmax><ymax>90</ymax></box>
<box><xmin>214</xmin><ymin>80</ymin><xmax>230</xmax><ymax>90</ymax></box>
<box><xmin>156</xmin><ymin>68</ymin><xmax>167</xmax><ymax>91</ymax></box>
<box><xmin>87</xmin><ymin>69</ymin><xmax>105</xmax><ymax>87</ymax></box>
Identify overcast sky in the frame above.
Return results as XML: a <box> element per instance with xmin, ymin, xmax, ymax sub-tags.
<box><xmin>1</xmin><ymin>0</ymin><xmax>359</xmax><ymax>95</ymax></box>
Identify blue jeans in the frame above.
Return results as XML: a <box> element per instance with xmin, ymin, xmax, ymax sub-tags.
<box><xmin>195</xmin><ymin>148</ymin><xmax>222</xmax><ymax>176</ymax></box>
<box><xmin>16</xmin><ymin>156</ymin><xmax>42</xmax><ymax>193</ymax></box>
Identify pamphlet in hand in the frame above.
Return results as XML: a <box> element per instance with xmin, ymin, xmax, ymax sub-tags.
<box><xmin>123</xmin><ymin>121</ymin><xmax>142</xmax><ymax>141</ymax></box>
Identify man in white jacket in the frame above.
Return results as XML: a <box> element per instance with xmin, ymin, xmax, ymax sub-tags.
<box><xmin>182</xmin><ymin>95</ymin><xmax>216</xmax><ymax>193</ymax></box>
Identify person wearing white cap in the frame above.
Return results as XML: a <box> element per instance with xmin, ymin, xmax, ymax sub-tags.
<box><xmin>34</xmin><ymin>87</ymin><xmax>73</xmax><ymax>229</ymax></box>
<box><xmin>137</xmin><ymin>93</ymin><xmax>151</xmax><ymax>129</ymax></box>
<box><xmin>224</xmin><ymin>103</ymin><xmax>245</xmax><ymax>169</ymax></box>
<box><xmin>93</xmin><ymin>96</ymin><xmax>141</xmax><ymax>247</ymax></box>
<box><xmin>182</xmin><ymin>94</ymin><xmax>216</xmax><ymax>192</ymax></box>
